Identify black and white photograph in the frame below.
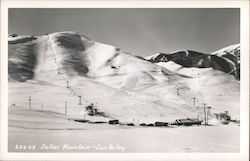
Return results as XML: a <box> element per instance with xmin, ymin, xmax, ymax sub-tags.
<box><xmin>1</xmin><ymin>0</ymin><xmax>249</xmax><ymax>160</ymax></box>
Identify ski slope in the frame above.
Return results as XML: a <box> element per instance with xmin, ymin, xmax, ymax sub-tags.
<box><xmin>8</xmin><ymin>31</ymin><xmax>240</xmax><ymax>124</ymax></box>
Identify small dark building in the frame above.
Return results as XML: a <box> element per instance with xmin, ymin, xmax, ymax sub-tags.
<box><xmin>109</xmin><ymin>119</ymin><xmax>119</xmax><ymax>125</ymax></box>
<box><xmin>74</xmin><ymin>119</ymin><xmax>89</xmax><ymax>123</ymax></box>
<box><xmin>139</xmin><ymin>123</ymin><xmax>147</xmax><ymax>126</ymax></box>
<box><xmin>146</xmin><ymin>123</ymin><xmax>155</xmax><ymax>127</ymax></box>
<box><xmin>155</xmin><ymin>122</ymin><xmax>169</xmax><ymax>127</ymax></box>
<box><xmin>174</xmin><ymin>118</ymin><xmax>202</xmax><ymax>126</ymax></box>
<box><xmin>93</xmin><ymin>121</ymin><xmax>106</xmax><ymax>124</ymax></box>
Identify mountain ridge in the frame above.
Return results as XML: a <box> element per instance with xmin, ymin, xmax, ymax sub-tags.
<box><xmin>146</xmin><ymin>45</ymin><xmax>240</xmax><ymax>80</ymax></box>
<box><xmin>8</xmin><ymin>31</ymin><xmax>240</xmax><ymax>122</ymax></box>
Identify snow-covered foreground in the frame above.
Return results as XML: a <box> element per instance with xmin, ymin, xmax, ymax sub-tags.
<box><xmin>9</xmin><ymin>124</ymin><xmax>240</xmax><ymax>153</ymax></box>
<box><xmin>8</xmin><ymin>109</ymin><xmax>239</xmax><ymax>153</ymax></box>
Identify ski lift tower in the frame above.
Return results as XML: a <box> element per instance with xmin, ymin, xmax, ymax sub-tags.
<box><xmin>78</xmin><ymin>96</ymin><xmax>82</xmax><ymax>105</ymax></box>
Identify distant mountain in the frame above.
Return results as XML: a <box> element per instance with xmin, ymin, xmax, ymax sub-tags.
<box><xmin>146</xmin><ymin>44</ymin><xmax>240</xmax><ymax>80</ymax></box>
<box><xmin>146</xmin><ymin>50</ymin><xmax>211</xmax><ymax>68</ymax></box>
<box><xmin>210</xmin><ymin>44</ymin><xmax>240</xmax><ymax>79</ymax></box>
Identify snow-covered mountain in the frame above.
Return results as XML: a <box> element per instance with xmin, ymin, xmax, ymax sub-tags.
<box><xmin>8</xmin><ymin>31</ymin><xmax>240</xmax><ymax>123</ymax></box>
<box><xmin>9</xmin><ymin>31</ymin><xmax>175</xmax><ymax>88</ymax></box>
<box><xmin>211</xmin><ymin>44</ymin><xmax>240</xmax><ymax>79</ymax></box>
<box><xmin>146</xmin><ymin>44</ymin><xmax>240</xmax><ymax>80</ymax></box>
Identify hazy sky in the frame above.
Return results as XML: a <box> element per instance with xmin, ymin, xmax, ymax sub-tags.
<box><xmin>9</xmin><ymin>8</ymin><xmax>240</xmax><ymax>56</ymax></box>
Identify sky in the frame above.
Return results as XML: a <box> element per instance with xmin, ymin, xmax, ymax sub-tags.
<box><xmin>9</xmin><ymin>8</ymin><xmax>240</xmax><ymax>56</ymax></box>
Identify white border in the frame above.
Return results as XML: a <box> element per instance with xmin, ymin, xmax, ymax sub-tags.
<box><xmin>1</xmin><ymin>0</ymin><xmax>249</xmax><ymax>161</ymax></box>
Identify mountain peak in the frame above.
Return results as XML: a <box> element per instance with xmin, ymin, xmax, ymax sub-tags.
<box><xmin>146</xmin><ymin>44</ymin><xmax>240</xmax><ymax>80</ymax></box>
